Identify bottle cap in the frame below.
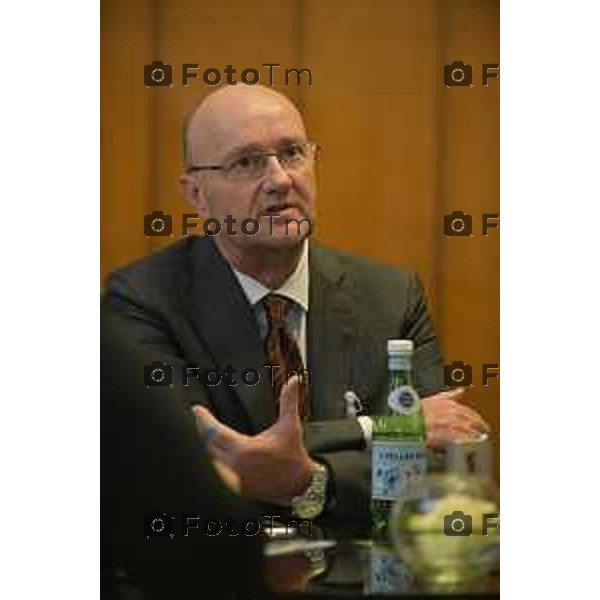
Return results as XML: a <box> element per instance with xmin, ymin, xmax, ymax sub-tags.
<box><xmin>387</xmin><ymin>339</ymin><xmax>414</xmax><ymax>355</ymax></box>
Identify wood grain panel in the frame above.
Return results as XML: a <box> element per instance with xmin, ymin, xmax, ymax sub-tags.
<box><xmin>100</xmin><ymin>0</ymin><xmax>154</xmax><ymax>283</ymax></box>
<box><xmin>302</xmin><ymin>0</ymin><xmax>440</xmax><ymax>303</ymax></box>
<box><xmin>436</xmin><ymin>0</ymin><xmax>500</xmax><ymax>480</ymax></box>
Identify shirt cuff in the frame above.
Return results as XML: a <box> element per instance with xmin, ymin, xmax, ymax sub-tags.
<box><xmin>357</xmin><ymin>415</ymin><xmax>373</xmax><ymax>449</ymax></box>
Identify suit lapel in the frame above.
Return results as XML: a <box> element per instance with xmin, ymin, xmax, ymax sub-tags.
<box><xmin>182</xmin><ymin>237</ymin><xmax>276</xmax><ymax>432</ymax></box>
<box><xmin>307</xmin><ymin>243</ymin><xmax>358</xmax><ymax>419</ymax></box>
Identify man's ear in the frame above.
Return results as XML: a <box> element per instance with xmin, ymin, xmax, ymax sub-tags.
<box><xmin>179</xmin><ymin>173</ymin><xmax>209</xmax><ymax>216</ymax></box>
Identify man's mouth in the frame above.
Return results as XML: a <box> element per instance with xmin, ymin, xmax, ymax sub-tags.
<box><xmin>261</xmin><ymin>203</ymin><xmax>300</xmax><ymax>217</ymax></box>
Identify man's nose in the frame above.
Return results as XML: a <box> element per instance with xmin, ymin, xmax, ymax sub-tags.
<box><xmin>262</xmin><ymin>155</ymin><xmax>293</xmax><ymax>194</ymax></box>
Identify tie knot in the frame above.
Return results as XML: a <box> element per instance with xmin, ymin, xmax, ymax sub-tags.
<box><xmin>263</xmin><ymin>294</ymin><xmax>293</xmax><ymax>325</ymax></box>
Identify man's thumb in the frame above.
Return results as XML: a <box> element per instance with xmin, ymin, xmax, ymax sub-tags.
<box><xmin>277</xmin><ymin>375</ymin><xmax>302</xmax><ymax>423</ymax></box>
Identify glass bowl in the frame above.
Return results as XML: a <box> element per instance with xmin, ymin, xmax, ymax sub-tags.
<box><xmin>389</xmin><ymin>473</ymin><xmax>499</xmax><ymax>589</ymax></box>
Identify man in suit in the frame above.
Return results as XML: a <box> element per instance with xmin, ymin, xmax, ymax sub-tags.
<box><xmin>102</xmin><ymin>85</ymin><xmax>489</xmax><ymax>520</ymax></box>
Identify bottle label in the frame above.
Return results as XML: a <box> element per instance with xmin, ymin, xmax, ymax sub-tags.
<box><xmin>371</xmin><ymin>441</ymin><xmax>427</xmax><ymax>501</ymax></box>
<box><xmin>388</xmin><ymin>385</ymin><xmax>420</xmax><ymax>415</ymax></box>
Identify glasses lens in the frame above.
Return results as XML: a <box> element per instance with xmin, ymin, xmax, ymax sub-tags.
<box><xmin>279</xmin><ymin>143</ymin><xmax>309</xmax><ymax>166</ymax></box>
<box><xmin>224</xmin><ymin>142</ymin><xmax>316</xmax><ymax>180</ymax></box>
<box><xmin>226</xmin><ymin>153</ymin><xmax>267</xmax><ymax>179</ymax></box>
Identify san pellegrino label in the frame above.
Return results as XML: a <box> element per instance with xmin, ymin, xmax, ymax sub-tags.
<box><xmin>388</xmin><ymin>385</ymin><xmax>420</xmax><ymax>415</ymax></box>
<box><xmin>371</xmin><ymin>441</ymin><xmax>426</xmax><ymax>500</ymax></box>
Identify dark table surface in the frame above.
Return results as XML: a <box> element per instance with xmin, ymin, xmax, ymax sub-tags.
<box><xmin>252</xmin><ymin>518</ymin><xmax>499</xmax><ymax>600</ymax></box>
<box><xmin>110</xmin><ymin>517</ymin><xmax>499</xmax><ymax>600</ymax></box>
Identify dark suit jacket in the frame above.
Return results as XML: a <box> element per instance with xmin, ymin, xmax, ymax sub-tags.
<box><xmin>101</xmin><ymin>310</ymin><xmax>264</xmax><ymax>600</ymax></box>
<box><xmin>102</xmin><ymin>236</ymin><xmax>445</xmax><ymax>519</ymax></box>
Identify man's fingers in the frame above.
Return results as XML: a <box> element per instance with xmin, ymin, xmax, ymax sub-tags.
<box><xmin>428</xmin><ymin>420</ymin><xmax>480</xmax><ymax>438</ymax></box>
<box><xmin>422</xmin><ymin>393</ymin><xmax>490</xmax><ymax>435</ymax></box>
<box><xmin>444</xmin><ymin>401</ymin><xmax>490</xmax><ymax>433</ymax></box>
<box><xmin>458</xmin><ymin>404</ymin><xmax>491</xmax><ymax>433</ymax></box>
<box><xmin>192</xmin><ymin>404</ymin><xmax>222</xmax><ymax>440</ymax></box>
<box><xmin>427</xmin><ymin>428</ymin><xmax>489</xmax><ymax>448</ymax></box>
<box><xmin>192</xmin><ymin>405</ymin><xmax>242</xmax><ymax>450</ymax></box>
<box><xmin>212</xmin><ymin>459</ymin><xmax>241</xmax><ymax>493</ymax></box>
<box><xmin>427</xmin><ymin>413</ymin><xmax>489</xmax><ymax>437</ymax></box>
<box><xmin>206</xmin><ymin>442</ymin><xmax>235</xmax><ymax>468</ymax></box>
<box><xmin>438</xmin><ymin>403</ymin><xmax>488</xmax><ymax>431</ymax></box>
<box><xmin>425</xmin><ymin>400</ymin><xmax>483</xmax><ymax>443</ymax></box>
<box><xmin>426</xmin><ymin>429</ymin><xmax>455</xmax><ymax>448</ymax></box>
<box><xmin>425</xmin><ymin>412</ymin><xmax>489</xmax><ymax>446</ymax></box>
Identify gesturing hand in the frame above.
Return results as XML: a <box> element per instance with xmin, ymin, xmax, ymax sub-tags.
<box><xmin>421</xmin><ymin>388</ymin><xmax>491</xmax><ymax>447</ymax></box>
<box><xmin>192</xmin><ymin>376</ymin><xmax>316</xmax><ymax>505</ymax></box>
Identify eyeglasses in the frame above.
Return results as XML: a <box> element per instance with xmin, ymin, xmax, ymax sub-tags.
<box><xmin>186</xmin><ymin>141</ymin><xmax>319</xmax><ymax>181</ymax></box>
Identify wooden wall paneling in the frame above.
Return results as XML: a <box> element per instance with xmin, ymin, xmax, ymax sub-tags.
<box><xmin>437</xmin><ymin>0</ymin><xmax>500</xmax><ymax>479</ymax></box>
<box><xmin>100</xmin><ymin>0</ymin><xmax>154</xmax><ymax>284</ymax></box>
<box><xmin>302</xmin><ymin>0</ymin><xmax>440</xmax><ymax>305</ymax></box>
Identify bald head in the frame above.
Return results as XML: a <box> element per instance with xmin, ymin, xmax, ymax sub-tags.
<box><xmin>183</xmin><ymin>86</ymin><xmax>307</xmax><ymax>165</ymax></box>
<box><xmin>178</xmin><ymin>84</ymin><xmax>317</xmax><ymax>271</ymax></box>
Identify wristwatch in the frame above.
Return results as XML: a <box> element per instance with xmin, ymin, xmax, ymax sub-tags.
<box><xmin>291</xmin><ymin>462</ymin><xmax>328</xmax><ymax>520</ymax></box>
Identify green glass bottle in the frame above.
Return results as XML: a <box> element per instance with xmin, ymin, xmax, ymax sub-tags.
<box><xmin>371</xmin><ymin>340</ymin><xmax>427</xmax><ymax>538</ymax></box>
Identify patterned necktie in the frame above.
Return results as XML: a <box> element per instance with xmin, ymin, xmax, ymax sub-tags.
<box><xmin>262</xmin><ymin>294</ymin><xmax>310</xmax><ymax>421</ymax></box>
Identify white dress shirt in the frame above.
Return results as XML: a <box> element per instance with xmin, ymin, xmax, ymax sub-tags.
<box><xmin>232</xmin><ymin>240</ymin><xmax>309</xmax><ymax>364</ymax></box>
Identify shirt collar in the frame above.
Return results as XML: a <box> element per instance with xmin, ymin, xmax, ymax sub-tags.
<box><xmin>232</xmin><ymin>240</ymin><xmax>309</xmax><ymax>312</ymax></box>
